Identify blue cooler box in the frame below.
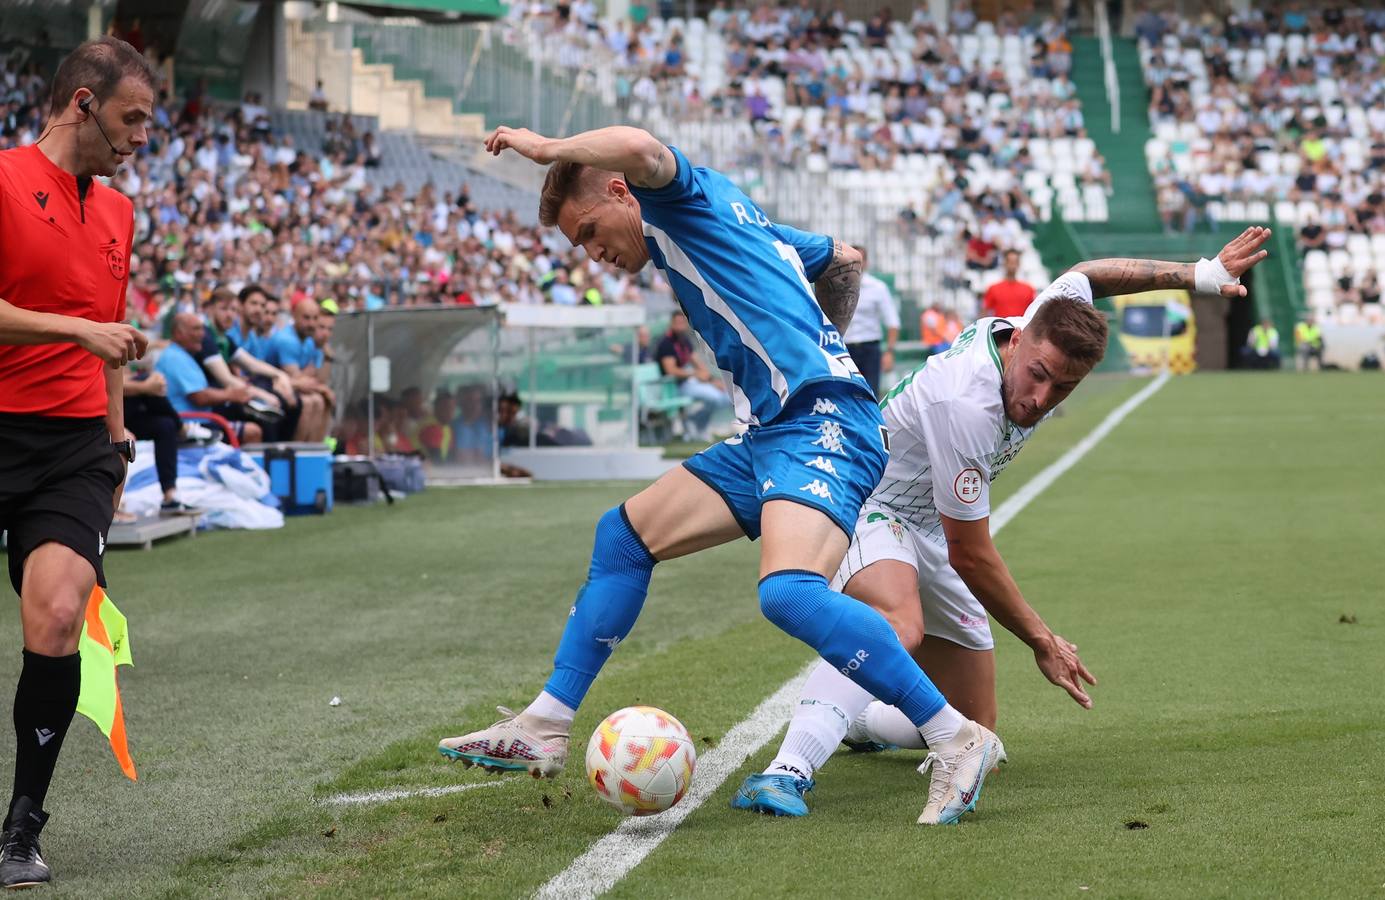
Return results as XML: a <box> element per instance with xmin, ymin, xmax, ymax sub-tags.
<box><xmin>247</xmin><ymin>443</ymin><xmax>334</xmax><ymax>515</ymax></box>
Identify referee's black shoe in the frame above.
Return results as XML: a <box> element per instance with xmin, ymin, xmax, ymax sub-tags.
<box><xmin>0</xmin><ymin>798</ymin><xmax>50</xmax><ymax>889</ymax></box>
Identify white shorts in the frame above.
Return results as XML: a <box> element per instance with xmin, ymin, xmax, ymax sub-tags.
<box><xmin>831</xmin><ymin>507</ymin><xmax>995</xmax><ymax>651</ymax></box>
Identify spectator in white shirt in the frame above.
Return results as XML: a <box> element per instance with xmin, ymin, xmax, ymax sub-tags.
<box><xmin>841</xmin><ymin>245</ymin><xmax>900</xmax><ymax>397</ymax></box>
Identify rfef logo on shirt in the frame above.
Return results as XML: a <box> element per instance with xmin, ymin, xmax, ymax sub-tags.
<box><xmin>954</xmin><ymin>467</ymin><xmax>983</xmax><ymax>504</ymax></box>
<box><xmin>105</xmin><ymin>247</ymin><xmax>126</xmax><ymax>279</ymax></box>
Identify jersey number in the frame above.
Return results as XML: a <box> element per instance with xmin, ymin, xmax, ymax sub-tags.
<box><xmin>774</xmin><ymin>240</ymin><xmax>815</xmax><ymax>296</ymax></box>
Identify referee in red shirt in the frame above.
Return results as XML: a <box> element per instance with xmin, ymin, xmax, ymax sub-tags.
<box><xmin>0</xmin><ymin>37</ymin><xmax>153</xmax><ymax>888</ymax></box>
<box><xmin>981</xmin><ymin>248</ymin><xmax>1038</xmax><ymax>319</ymax></box>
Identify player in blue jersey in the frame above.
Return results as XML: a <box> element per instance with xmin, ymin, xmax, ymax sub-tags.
<box><xmin>439</xmin><ymin>125</ymin><xmax>1007</xmax><ymax>823</ymax></box>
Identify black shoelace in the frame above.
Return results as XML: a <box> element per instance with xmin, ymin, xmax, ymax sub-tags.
<box><xmin>1</xmin><ymin>829</ymin><xmax>40</xmax><ymax>865</ymax></box>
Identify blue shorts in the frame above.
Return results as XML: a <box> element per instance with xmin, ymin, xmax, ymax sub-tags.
<box><xmin>682</xmin><ymin>382</ymin><xmax>889</xmax><ymax>539</ymax></box>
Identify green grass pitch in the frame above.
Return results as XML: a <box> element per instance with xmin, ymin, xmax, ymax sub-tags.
<box><xmin>2</xmin><ymin>372</ymin><xmax>1382</xmax><ymax>898</ymax></box>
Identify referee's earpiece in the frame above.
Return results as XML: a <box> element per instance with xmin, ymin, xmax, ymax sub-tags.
<box><xmin>78</xmin><ymin>95</ymin><xmax>92</xmax><ymax>115</ymax></box>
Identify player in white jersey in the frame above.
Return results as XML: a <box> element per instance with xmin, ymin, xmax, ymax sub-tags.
<box><xmin>735</xmin><ymin>227</ymin><xmax>1272</xmax><ymax>819</ymax></box>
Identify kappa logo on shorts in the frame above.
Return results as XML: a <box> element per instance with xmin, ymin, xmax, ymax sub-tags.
<box><xmin>958</xmin><ymin>613</ymin><xmax>988</xmax><ymax>628</ymax></box>
<box><xmin>98</xmin><ymin>532</ymin><xmax>106</xmax><ymax>555</ymax></box>
<box><xmin>953</xmin><ymin>468</ymin><xmax>983</xmax><ymax>504</ymax></box>
<box><xmin>804</xmin><ymin>456</ymin><xmax>838</xmax><ymax>475</ymax></box>
<box><xmin>811</xmin><ymin>397</ymin><xmax>840</xmax><ymax>416</ymax></box>
<box><xmin>811</xmin><ymin>420</ymin><xmax>845</xmax><ymax>454</ymax></box>
<box><xmin>761</xmin><ymin>477</ymin><xmax>775</xmax><ymax>493</ymax></box>
<box><xmin>799</xmin><ymin>479</ymin><xmax>834</xmax><ymax>501</ymax></box>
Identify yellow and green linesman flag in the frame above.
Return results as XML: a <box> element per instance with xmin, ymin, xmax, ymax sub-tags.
<box><xmin>76</xmin><ymin>587</ymin><xmax>136</xmax><ymax>780</ymax></box>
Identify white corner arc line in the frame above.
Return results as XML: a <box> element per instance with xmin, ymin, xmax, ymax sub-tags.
<box><xmin>536</xmin><ymin>372</ymin><xmax>1168</xmax><ymax>899</ymax></box>
<box><xmin>533</xmin><ymin>664</ymin><xmax>815</xmax><ymax>900</ymax></box>
<box><xmin>322</xmin><ymin>778</ymin><xmax>511</xmax><ymax>806</ymax></box>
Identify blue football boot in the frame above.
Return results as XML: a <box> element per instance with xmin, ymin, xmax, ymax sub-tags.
<box><xmin>730</xmin><ymin>771</ymin><xmax>814</xmax><ymax>817</ymax></box>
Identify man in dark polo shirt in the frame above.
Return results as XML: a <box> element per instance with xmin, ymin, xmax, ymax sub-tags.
<box><xmin>0</xmin><ymin>37</ymin><xmax>154</xmax><ymax>888</ymax></box>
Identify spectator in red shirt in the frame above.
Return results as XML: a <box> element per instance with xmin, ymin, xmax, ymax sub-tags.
<box><xmin>982</xmin><ymin>249</ymin><xmax>1037</xmax><ymax>319</ymax></box>
<box><xmin>964</xmin><ymin>229</ymin><xmax>998</xmax><ymax>271</ymax></box>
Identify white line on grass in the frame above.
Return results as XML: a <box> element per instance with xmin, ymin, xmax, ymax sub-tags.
<box><xmin>533</xmin><ymin>664</ymin><xmax>814</xmax><ymax>900</ymax></box>
<box><xmin>536</xmin><ymin>370</ymin><xmax>1171</xmax><ymax>900</ymax></box>
<box><xmin>989</xmin><ymin>372</ymin><xmax>1170</xmax><ymax>534</ymax></box>
<box><xmin>322</xmin><ymin>779</ymin><xmax>511</xmax><ymax>806</ymax></box>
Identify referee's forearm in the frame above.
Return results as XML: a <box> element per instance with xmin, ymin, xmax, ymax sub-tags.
<box><xmin>105</xmin><ymin>367</ymin><xmax>125</xmax><ymax>439</ymax></box>
<box><xmin>0</xmin><ymin>297</ymin><xmax>83</xmax><ymax>346</ymax></box>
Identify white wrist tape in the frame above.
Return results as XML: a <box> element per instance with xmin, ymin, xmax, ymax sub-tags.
<box><xmin>1194</xmin><ymin>256</ymin><xmax>1237</xmax><ymax>294</ymax></box>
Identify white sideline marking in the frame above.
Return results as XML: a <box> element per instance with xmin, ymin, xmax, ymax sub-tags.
<box><xmin>323</xmin><ymin>779</ymin><xmax>511</xmax><ymax>806</ymax></box>
<box><xmin>533</xmin><ymin>664</ymin><xmax>814</xmax><ymax>900</ymax></box>
<box><xmin>990</xmin><ymin>372</ymin><xmax>1171</xmax><ymax>534</ymax></box>
<box><xmin>536</xmin><ymin>371</ymin><xmax>1171</xmax><ymax>899</ymax></box>
<box><xmin>320</xmin><ymin>378</ymin><xmax>1168</xmax><ymax>815</ymax></box>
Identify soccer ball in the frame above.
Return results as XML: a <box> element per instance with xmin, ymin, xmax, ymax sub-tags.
<box><xmin>585</xmin><ymin>706</ymin><xmax>696</xmax><ymax>816</ymax></box>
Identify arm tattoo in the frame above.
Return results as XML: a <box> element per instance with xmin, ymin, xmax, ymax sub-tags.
<box><xmin>1073</xmin><ymin>258</ymin><xmax>1193</xmax><ymax>298</ymax></box>
<box><xmin>814</xmin><ymin>239</ymin><xmax>863</xmax><ymax>334</ymax></box>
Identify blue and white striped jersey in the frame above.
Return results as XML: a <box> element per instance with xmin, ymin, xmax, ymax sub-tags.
<box><xmin>632</xmin><ymin>147</ymin><xmax>871</xmax><ymax>425</ymax></box>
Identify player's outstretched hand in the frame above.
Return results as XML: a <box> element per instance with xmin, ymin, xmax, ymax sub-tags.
<box><xmin>78</xmin><ymin>321</ymin><xmax>149</xmax><ymax>367</ymax></box>
<box><xmin>1034</xmin><ymin>633</ymin><xmax>1096</xmax><ymax>709</ymax></box>
<box><xmin>1216</xmin><ymin>226</ymin><xmax>1272</xmax><ymax>297</ymax></box>
<box><xmin>484</xmin><ymin>126</ymin><xmax>556</xmax><ymax>164</ymax></box>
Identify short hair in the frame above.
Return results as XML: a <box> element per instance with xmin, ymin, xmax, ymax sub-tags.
<box><xmin>49</xmin><ymin>36</ymin><xmax>158</xmax><ymax>116</ymax></box>
<box><xmin>205</xmin><ymin>287</ymin><xmax>236</xmax><ymax>308</ymax></box>
<box><xmin>538</xmin><ymin>161</ymin><xmax>619</xmax><ymax>227</ymax></box>
<box><xmin>238</xmin><ymin>284</ymin><xmax>269</xmax><ymax>304</ymax></box>
<box><xmin>1025</xmin><ymin>297</ymin><xmax>1109</xmax><ymax>368</ymax></box>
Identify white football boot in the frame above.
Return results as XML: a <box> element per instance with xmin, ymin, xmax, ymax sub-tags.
<box><xmin>438</xmin><ymin>707</ymin><xmax>569</xmax><ymax>778</ymax></box>
<box><xmin>916</xmin><ymin>720</ymin><xmax>1006</xmax><ymax>825</ymax></box>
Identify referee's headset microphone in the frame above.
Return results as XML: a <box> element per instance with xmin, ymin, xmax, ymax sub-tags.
<box><xmin>77</xmin><ymin>95</ymin><xmax>124</xmax><ymax>157</ymax></box>
<box><xmin>34</xmin><ymin>92</ymin><xmax>125</xmax><ymax>157</ymax></box>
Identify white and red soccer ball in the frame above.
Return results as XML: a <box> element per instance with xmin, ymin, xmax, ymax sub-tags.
<box><xmin>585</xmin><ymin>706</ymin><xmax>697</xmax><ymax>816</ymax></box>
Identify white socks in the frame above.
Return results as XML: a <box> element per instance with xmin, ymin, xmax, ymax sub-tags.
<box><xmin>854</xmin><ymin>700</ymin><xmax>966</xmax><ymax>750</ymax></box>
<box><xmin>523</xmin><ymin>690</ymin><xmax>577</xmax><ymax>726</ymax></box>
<box><xmin>765</xmin><ymin>660</ymin><xmax>874</xmax><ymax>779</ymax></box>
<box><xmin>916</xmin><ymin>703</ymin><xmax>967</xmax><ymax>748</ymax></box>
<box><xmin>763</xmin><ymin>660</ymin><xmax>976</xmax><ymax>779</ymax></box>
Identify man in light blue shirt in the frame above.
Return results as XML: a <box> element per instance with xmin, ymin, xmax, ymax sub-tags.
<box><xmin>156</xmin><ymin>313</ymin><xmax>261</xmax><ymax>442</ymax></box>
<box><xmin>262</xmin><ymin>298</ymin><xmax>333</xmax><ymax>441</ymax></box>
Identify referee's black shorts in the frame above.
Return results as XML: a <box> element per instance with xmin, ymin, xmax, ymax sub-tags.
<box><xmin>0</xmin><ymin>413</ymin><xmax>123</xmax><ymax>596</ymax></box>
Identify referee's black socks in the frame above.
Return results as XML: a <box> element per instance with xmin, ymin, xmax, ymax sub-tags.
<box><xmin>6</xmin><ymin>650</ymin><xmax>81</xmax><ymax>826</ymax></box>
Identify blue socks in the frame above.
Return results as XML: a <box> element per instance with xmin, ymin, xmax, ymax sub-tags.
<box><xmin>543</xmin><ymin>505</ymin><xmax>656</xmax><ymax>709</ymax></box>
<box><xmin>759</xmin><ymin>570</ymin><xmax>946</xmax><ymax>726</ymax></box>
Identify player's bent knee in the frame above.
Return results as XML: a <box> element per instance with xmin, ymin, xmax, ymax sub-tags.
<box><xmin>758</xmin><ymin>570</ymin><xmax>836</xmax><ymax>647</ymax></box>
<box><xmin>885</xmin><ymin>617</ymin><xmax>925</xmax><ymax>655</ymax></box>
<box><xmin>590</xmin><ymin>505</ymin><xmax>656</xmax><ymax>582</ymax></box>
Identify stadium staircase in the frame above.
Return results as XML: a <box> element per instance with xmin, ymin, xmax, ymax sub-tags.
<box><xmin>285</xmin><ymin>20</ymin><xmax>486</xmax><ymax>140</ymax></box>
<box><xmin>1048</xmin><ymin>36</ymin><xmax>1305</xmax><ymax>362</ymax></box>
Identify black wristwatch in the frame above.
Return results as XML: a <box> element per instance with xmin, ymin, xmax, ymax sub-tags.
<box><xmin>112</xmin><ymin>439</ymin><xmax>136</xmax><ymax>464</ymax></box>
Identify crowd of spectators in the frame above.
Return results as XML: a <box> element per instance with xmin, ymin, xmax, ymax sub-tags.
<box><xmin>3</xmin><ymin>50</ymin><xmax>663</xmax><ymax>327</ymax></box>
<box><xmin>507</xmin><ymin>2</ymin><xmax>1098</xmax><ymax>320</ymax></box>
<box><xmin>1138</xmin><ymin>4</ymin><xmax>1385</xmax><ymax>321</ymax></box>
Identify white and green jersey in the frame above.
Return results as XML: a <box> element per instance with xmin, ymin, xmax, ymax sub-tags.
<box><xmin>867</xmin><ymin>272</ymin><xmax>1094</xmax><ymax>545</ymax></box>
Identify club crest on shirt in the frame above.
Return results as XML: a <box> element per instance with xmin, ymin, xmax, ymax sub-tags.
<box><xmin>105</xmin><ymin>247</ymin><xmax>127</xmax><ymax>280</ymax></box>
